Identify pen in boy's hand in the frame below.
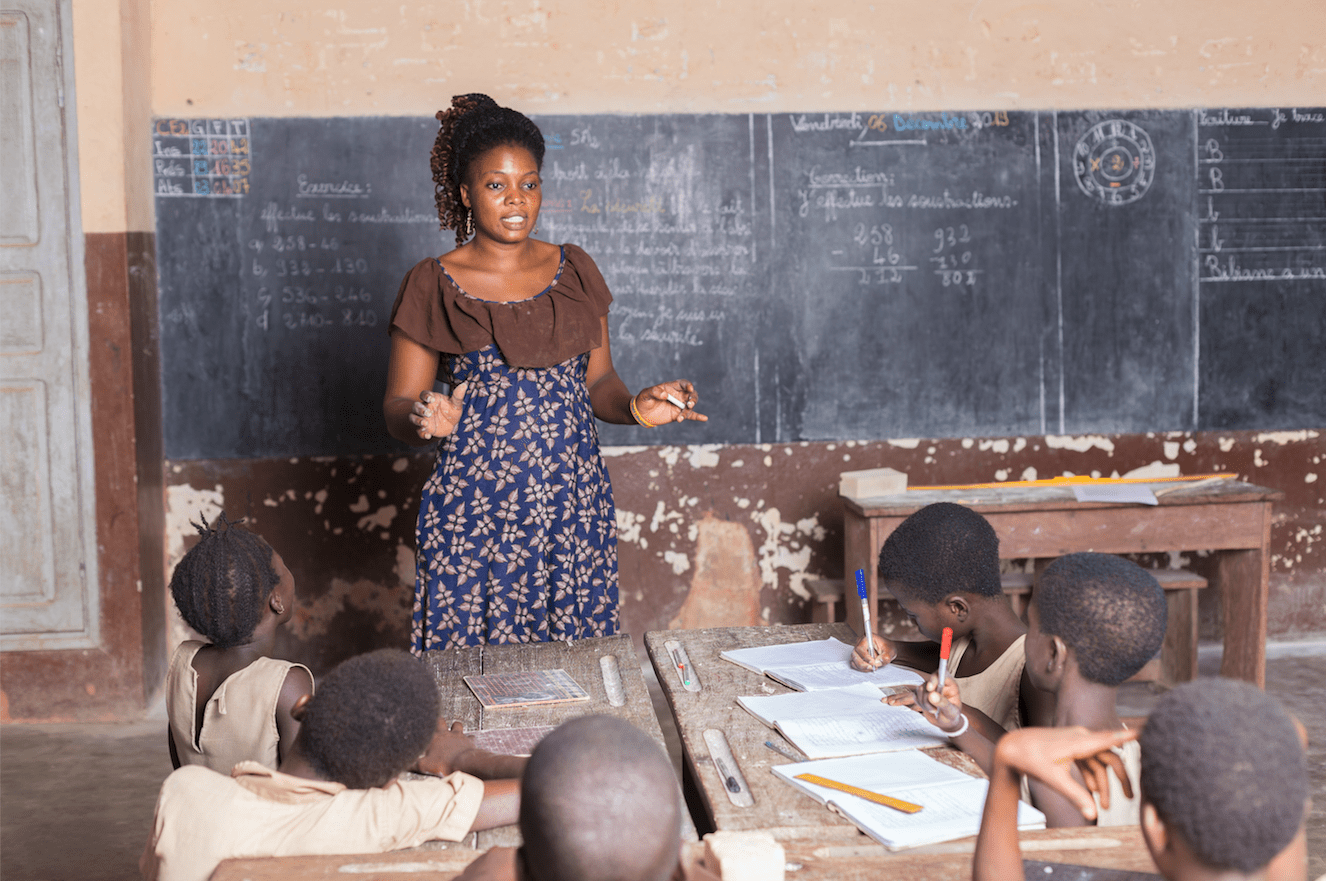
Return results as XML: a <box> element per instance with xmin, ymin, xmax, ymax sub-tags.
<box><xmin>936</xmin><ymin>627</ymin><xmax>953</xmax><ymax>690</ymax></box>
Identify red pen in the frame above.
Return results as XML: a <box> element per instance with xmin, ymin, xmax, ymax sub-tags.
<box><xmin>936</xmin><ymin>627</ymin><xmax>953</xmax><ymax>690</ymax></box>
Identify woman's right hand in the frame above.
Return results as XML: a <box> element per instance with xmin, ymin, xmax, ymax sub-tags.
<box><xmin>850</xmin><ymin>634</ymin><xmax>898</xmax><ymax>671</ymax></box>
<box><xmin>411</xmin><ymin>380</ymin><xmax>468</xmax><ymax>440</ymax></box>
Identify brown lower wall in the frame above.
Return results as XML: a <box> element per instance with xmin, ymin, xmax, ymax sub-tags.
<box><xmin>0</xmin><ymin>233</ymin><xmax>150</xmax><ymax>723</ymax></box>
<box><xmin>160</xmin><ymin>429</ymin><xmax>1325</xmax><ymax>680</ymax></box>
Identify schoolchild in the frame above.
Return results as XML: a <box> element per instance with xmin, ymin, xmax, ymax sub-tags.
<box><xmin>165</xmin><ymin>514</ymin><xmax>313</xmax><ymax>772</ymax></box>
<box><xmin>852</xmin><ymin>502</ymin><xmax>1052</xmax><ymax>732</ymax></box>
<box><xmin>973</xmin><ymin>679</ymin><xmax>1310</xmax><ymax>881</ymax></box>
<box><xmin>142</xmin><ymin>649</ymin><xmax>525</xmax><ymax>881</ymax></box>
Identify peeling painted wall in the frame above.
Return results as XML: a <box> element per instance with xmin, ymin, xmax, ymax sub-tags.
<box><xmin>47</xmin><ymin>0</ymin><xmax>1324</xmax><ymax>719</ymax></box>
<box><xmin>163</xmin><ymin>429</ymin><xmax>1325</xmax><ymax>676</ymax></box>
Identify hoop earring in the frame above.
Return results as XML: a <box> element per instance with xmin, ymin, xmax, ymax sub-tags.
<box><xmin>464</xmin><ymin>210</ymin><xmax>475</xmax><ymax>239</ymax></box>
<box><xmin>532</xmin><ymin>224</ymin><xmax>539</xmax><ymax>236</ymax></box>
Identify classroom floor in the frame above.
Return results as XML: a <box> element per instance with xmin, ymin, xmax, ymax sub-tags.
<box><xmin>3</xmin><ymin>642</ymin><xmax>1325</xmax><ymax>881</ymax></box>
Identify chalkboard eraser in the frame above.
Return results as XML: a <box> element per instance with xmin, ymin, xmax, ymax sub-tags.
<box><xmin>839</xmin><ymin>467</ymin><xmax>908</xmax><ymax>500</ymax></box>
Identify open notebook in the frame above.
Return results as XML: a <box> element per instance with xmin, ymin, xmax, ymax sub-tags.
<box><xmin>773</xmin><ymin>751</ymin><xmax>1046</xmax><ymax>850</ymax></box>
<box><xmin>720</xmin><ymin>637</ymin><xmax>925</xmax><ymax>691</ymax></box>
<box><xmin>738</xmin><ymin>682</ymin><xmax>950</xmax><ymax>758</ymax></box>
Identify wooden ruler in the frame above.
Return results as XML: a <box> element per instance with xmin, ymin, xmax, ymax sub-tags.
<box><xmin>794</xmin><ymin>773</ymin><xmax>923</xmax><ymax>813</ymax></box>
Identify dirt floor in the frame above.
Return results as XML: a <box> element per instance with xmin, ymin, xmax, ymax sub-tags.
<box><xmin>3</xmin><ymin>644</ymin><xmax>1324</xmax><ymax>881</ymax></box>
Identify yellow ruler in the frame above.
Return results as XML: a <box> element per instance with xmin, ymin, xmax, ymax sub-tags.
<box><xmin>794</xmin><ymin>773</ymin><xmax>923</xmax><ymax>814</ymax></box>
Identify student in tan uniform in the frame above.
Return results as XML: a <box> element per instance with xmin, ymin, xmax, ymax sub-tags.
<box><xmin>902</xmin><ymin>553</ymin><xmax>1166</xmax><ymax>827</ymax></box>
<box><xmin>142</xmin><ymin>649</ymin><xmax>525</xmax><ymax>881</ymax></box>
<box><xmin>165</xmin><ymin>513</ymin><xmax>313</xmax><ymax>772</ymax></box>
<box><xmin>851</xmin><ymin>502</ymin><xmax>1053</xmax><ymax>734</ymax></box>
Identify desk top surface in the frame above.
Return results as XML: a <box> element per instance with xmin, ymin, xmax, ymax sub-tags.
<box><xmin>646</xmin><ymin>624</ymin><xmax>1160</xmax><ymax>876</ymax></box>
<box><xmin>644</xmin><ymin>623</ymin><xmax>981</xmax><ymax>833</ymax></box>
<box><xmin>418</xmin><ymin>634</ymin><xmax>692</xmax><ymax>848</ymax></box>
<box><xmin>842</xmin><ymin>478</ymin><xmax>1281</xmax><ymax>516</ymax></box>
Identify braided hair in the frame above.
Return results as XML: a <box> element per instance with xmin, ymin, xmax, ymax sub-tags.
<box><xmin>431</xmin><ymin>93</ymin><xmax>546</xmax><ymax>247</ymax></box>
<box><xmin>168</xmin><ymin>512</ymin><xmax>280</xmax><ymax>648</ymax></box>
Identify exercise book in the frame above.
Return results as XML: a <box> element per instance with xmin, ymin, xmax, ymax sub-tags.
<box><xmin>720</xmin><ymin>637</ymin><xmax>925</xmax><ymax>691</ymax></box>
<box><xmin>772</xmin><ymin>751</ymin><xmax>1046</xmax><ymax>850</ymax></box>
<box><xmin>738</xmin><ymin>683</ymin><xmax>950</xmax><ymax>758</ymax></box>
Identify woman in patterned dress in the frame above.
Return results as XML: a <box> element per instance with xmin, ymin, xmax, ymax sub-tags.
<box><xmin>384</xmin><ymin>94</ymin><xmax>707</xmax><ymax>653</ymax></box>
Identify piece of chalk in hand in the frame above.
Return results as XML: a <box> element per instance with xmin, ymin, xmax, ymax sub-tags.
<box><xmin>666</xmin><ymin>393</ymin><xmax>687</xmax><ymax>409</ymax></box>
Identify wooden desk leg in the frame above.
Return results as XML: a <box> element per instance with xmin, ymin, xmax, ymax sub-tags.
<box><xmin>843</xmin><ymin>510</ymin><xmax>871</xmax><ymax>638</ymax></box>
<box><xmin>1159</xmin><ymin>588</ymin><xmax>1198</xmax><ymax>687</ymax></box>
<box><xmin>1217</xmin><ymin>547</ymin><xmax>1269</xmax><ymax>687</ymax></box>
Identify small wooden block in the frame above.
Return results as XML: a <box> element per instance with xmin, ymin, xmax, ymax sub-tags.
<box><xmin>839</xmin><ymin>467</ymin><xmax>908</xmax><ymax>499</ymax></box>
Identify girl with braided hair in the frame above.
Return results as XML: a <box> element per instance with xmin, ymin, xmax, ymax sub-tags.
<box><xmin>165</xmin><ymin>513</ymin><xmax>313</xmax><ymax>773</ymax></box>
<box><xmin>384</xmin><ymin>94</ymin><xmax>706</xmax><ymax>652</ymax></box>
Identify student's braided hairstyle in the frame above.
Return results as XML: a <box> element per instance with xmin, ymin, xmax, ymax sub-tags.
<box><xmin>431</xmin><ymin>93</ymin><xmax>546</xmax><ymax>247</ymax></box>
<box><xmin>168</xmin><ymin>512</ymin><xmax>279</xmax><ymax>648</ymax></box>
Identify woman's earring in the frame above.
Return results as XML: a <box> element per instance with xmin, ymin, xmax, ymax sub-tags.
<box><xmin>533</xmin><ymin>223</ymin><xmax>539</xmax><ymax>235</ymax></box>
<box><xmin>464</xmin><ymin>209</ymin><xmax>475</xmax><ymax>238</ymax></box>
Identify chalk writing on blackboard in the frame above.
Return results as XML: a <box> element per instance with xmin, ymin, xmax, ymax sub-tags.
<box><xmin>153</xmin><ymin>118</ymin><xmax>251</xmax><ymax>197</ymax></box>
<box><xmin>1197</xmin><ymin>108</ymin><xmax>1326</xmax><ymax>284</ymax></box>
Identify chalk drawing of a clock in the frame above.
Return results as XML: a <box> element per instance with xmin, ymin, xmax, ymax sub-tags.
<box><xmin>1073</xmin><ymin>119</ymin><xmax>1156</xmax><ymax>205</ymax></box>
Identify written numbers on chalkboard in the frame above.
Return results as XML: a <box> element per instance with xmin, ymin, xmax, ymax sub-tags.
<box><xmin>152</xmin><ymin>109</ymin><xmax>1325</xmax><ymax>460</ymax></box>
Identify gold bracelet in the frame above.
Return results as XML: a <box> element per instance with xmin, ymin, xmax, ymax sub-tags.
<box><xmin>629</xmin><ymin>395</ymin><xmax>657</xmax><ymax>428</ymax></box>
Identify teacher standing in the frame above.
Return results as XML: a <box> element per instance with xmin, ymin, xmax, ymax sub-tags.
<box><xmin>384</xmin><ymin>94</ymin><xmax>707</xmax><ymax>653</ymax></box>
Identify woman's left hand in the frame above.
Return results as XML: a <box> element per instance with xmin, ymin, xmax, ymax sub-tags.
<box><xmin>633</xmin><ymin>380</ymin><xmax>708</xmax><ymax>426</ymax></box>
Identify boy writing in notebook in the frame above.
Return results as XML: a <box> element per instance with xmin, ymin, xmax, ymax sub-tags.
<box><xmin>974</xmin><ymin>678</ymin><xmax>1310</xmax><ymax>881</ymax></box>
<box><xmin>904</xmin><ymin>552</ymin><xmax>1167</xmax><ymax>826</ymax></box>
<box><xmin>141</xmin><ymin>649</ymin><xmax>525</xmax><ymax>881</ymax></box>
<box><xmin>851</xmin><ymin>502</ymin><xmax>1052</xmax><ymax>732</ymax></box>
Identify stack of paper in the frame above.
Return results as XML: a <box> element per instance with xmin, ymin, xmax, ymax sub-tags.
<box><xmin>773</xmin><ymin>751</ymin><xmax>1046</xmax><ymax>850</ymax></box>
<box><xmin>738</xmin><ymin>682</ymin><xmax>949</xmax><ymax>759</ymax></box>
<box><xmin>720</xmin><ymin>637</ymin><xmax>924</xmax><ymax>692</ymax></box>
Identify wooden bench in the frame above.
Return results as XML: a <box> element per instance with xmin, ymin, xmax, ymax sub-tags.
<box><xmin>807</xmin><ymin>568</ymin><xmax>1206</xmax><ymax>687</ymax></box>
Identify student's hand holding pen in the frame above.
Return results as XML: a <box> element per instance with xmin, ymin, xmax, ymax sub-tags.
<box><xmin>849</xmin><ymin>634</ymin><xmax>898</xmax><ymax>671</ymax></box>
<box><xmin>887</xmin><ymin>672</ymin><xmax>966</xmax><ymax>735</ymax></box>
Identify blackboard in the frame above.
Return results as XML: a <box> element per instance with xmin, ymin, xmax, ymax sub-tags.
<box><xmin>151</xmin><ymin>108</ymin><xmax>1325</xmax><ymax>459</ymax></box>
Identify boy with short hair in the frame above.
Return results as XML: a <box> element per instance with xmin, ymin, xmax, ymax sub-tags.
<box><xmin>904</xmin><ymin>552</ymin><xmax>1167</xmax><ymax>825</ymax></box>
<box><xmin>852</xmin><ymin>502</ymin><xmax>1053</xmax><ymax>733</ymax></box>
<box><xmin>974</xmin><ymin>678</ymin><xmax>1310</xmax><ymax>881</ymax></box>
<box><xmin>456</xmin><ymin>715</ymin><xmax>684</xmax><ymax>881</ymax></box>
<box><xmin>141</xmin><ymin>649</ymin><xmax>525</xmax><ymax>881</ymax></box>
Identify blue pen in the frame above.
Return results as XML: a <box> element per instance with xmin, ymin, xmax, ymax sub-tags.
<box><xmin>856</xmin><ymin>568</ymin><xmax>878</xmax><ymax>669</ymax></box>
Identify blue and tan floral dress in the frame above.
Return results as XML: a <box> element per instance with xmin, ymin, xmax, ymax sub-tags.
<box><xmin>389</xmin><ymin>244</ymin><xmax>620</xmax><ymax>652</ymax></box>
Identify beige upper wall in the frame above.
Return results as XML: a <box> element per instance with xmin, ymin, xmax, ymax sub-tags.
<box><xmin>151</xmin><ymin>0</ymin><xmax>1324</xmax><ymax>115</ymax></box>
<box><xmin>76</xmin><ymin>0</ymin><xmax>1325</xmax><ymax>231</ymax></box>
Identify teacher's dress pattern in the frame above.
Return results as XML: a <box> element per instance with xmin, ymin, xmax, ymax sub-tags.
<box><xmin>389</xmin><ymin>245</ymin><xmax>620</xmax><ymax>652</ymax></box>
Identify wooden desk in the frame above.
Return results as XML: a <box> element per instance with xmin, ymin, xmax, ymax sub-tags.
<box><xmin>645</xmin><ymin>623</ymin><xmax>984</xmax><ymax>835</ymax></box>
<box><xmin>211</xmin><ymin>835</ymin><xmax>1161</xmax><ymax>881</ymax></box>
<box><xmin>420</xmin><ymin>634</ymin><xmax>694</xmax><ymax>848</ymax></box>
<box><xmin>211</xmin><ymin>847</ymin><xmax>483</xmax><ymax>881</ymax></box>
<box><xmin>843</xmin><ymin>480</ymin><xmax>1281</xmax><ymax>686</ymax></box>
<box><xmin>645</xmin><ymin>624</ymin><xmax>1158</xmax><ymax>877</ymax></box>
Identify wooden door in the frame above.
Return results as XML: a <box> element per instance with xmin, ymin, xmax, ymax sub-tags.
<box><xmin>1</xmin><ymin>0</ymin><xmax>100</xmax><ymax>650</ymax></box>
